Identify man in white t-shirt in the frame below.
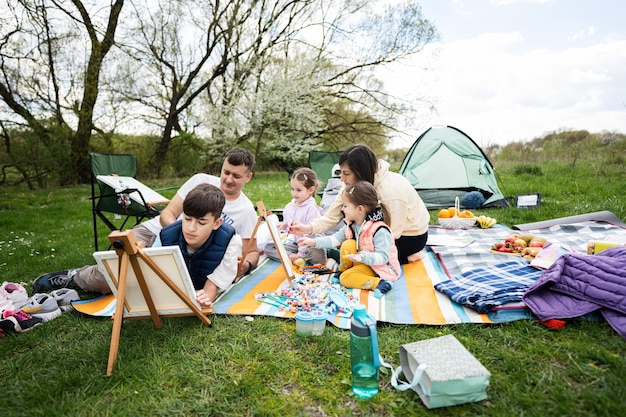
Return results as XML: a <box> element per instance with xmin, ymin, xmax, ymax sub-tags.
<box><xmin>33</xmin><ymin>148</ymin><xmax>259</xmax><ymax>294</ymax></box>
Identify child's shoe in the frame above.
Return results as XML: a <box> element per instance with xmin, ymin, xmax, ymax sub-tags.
<box><xmin>19</xmin><ymin>293</ymin><xmax>62</xmax><ymax>322</ymax></box>
<box><xmin>32</xmin><ymin>269</ymin><xmax>78</xmax><ymax>292</ymax></box>
<box><xmin>374</xmin><ymin>280</ymin><xmax>393</xmax><ymax>299</ymax></box>
<box><xmin>0</xmin><ymin>300</ymin><xmax>14</xmax><ymax>316</ymax></box>
<box><xmin>0</xmin><ymin>282</ymin><xmax>29</xmax><ymax>306</ymax></box>
<box><xmin>0</xmin><ymin>317</ymin><xmax>18</xmax><ymax>336</ymax></box>
<box><xmin>2</xmin><ymin>309</ymin><xmax>43</xmax><ymax>333</ymax></box>
<box><xmin>50</xmin><ymin>288</ymin><xmax>80</xmax><ymax>312</ymax></box>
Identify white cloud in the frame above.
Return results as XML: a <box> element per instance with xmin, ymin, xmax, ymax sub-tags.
<box><xmin>383</xmin><ymin>30</ymin><xmax>626</xmax><ymax>148</ymax></box>
<box><xmin>569</xmin><ymin>25</ymin><xmax>597</xmax><ymax>42</ymax></box>
<box><xmin>568</xmin><ymin>68</ymin><xmax>611</xmax><ymax>84</ymax></box>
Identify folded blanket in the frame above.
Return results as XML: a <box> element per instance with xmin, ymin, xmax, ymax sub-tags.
<box><xmin>523</xmin><ymin>246</ymin><xmax>626</xmax><ymax>339</ymax></box>
<box><xmin>434</xmin><ymin>261</ymin><xmax>542</xmax><ymax>313</ymax></box>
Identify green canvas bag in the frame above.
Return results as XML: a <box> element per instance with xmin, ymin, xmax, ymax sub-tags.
<box><xmin>389</xmin><ymin>334</ymin><xmax>491</xmax><ymax>409</ymax></box>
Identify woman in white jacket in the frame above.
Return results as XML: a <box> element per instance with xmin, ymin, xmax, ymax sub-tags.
<box><xmin>290</xmin><ymin>144</ymin><xmax>430</xmax><ymax>264</ymax></box>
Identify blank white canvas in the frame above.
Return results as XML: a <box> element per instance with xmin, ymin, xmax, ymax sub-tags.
<box><xmin>93</xmin><ymin>246</ymin><xmax>199</xmax><ymax>317</ymax></box>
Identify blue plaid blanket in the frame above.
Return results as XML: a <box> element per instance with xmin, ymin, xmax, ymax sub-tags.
<box><xmin>434</xmin><ymin>260</ymin><xmax>542</xmax><ymax>313</ymax></box>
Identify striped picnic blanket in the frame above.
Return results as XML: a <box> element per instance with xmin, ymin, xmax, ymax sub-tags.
<box><xmin>212</xmin><ymin>250</ymin><xmax>492</xmax><ymax>330</ymax></box>
<box><xmin>73</xmin><ymin>218</ymin><xmax>626</xmax><ymax>330</ymax></box>
<box><xmin>72</xmin><ymin>250</ymin><xmax>493</xmax><ymax>328</ymax></box>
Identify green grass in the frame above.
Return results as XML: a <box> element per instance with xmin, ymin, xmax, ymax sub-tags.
<box><xmin>1</xmin><ymin>160</ymin><xmax>626</xmax><ymax>417</ymax></box>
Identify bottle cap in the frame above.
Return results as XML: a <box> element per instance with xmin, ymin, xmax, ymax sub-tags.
<box><xmin>353</xmin><ymin>304</ymin><xmax>367</xmax><ymax>320</ymax></box>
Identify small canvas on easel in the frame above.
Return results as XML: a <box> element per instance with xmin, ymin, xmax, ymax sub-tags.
<box><xmin>94</xmin><ymin>246</ymin><xmax>199</xmax><ymax>317</ymax></box>
<box><xmin>266</xmin><ymin>211</ymin><xmax>295</xmax><ymax>278</ymax></box>
<box><xmin>257</xmin><ymin>201</ymin><xmax>295</xmax><ymax>283</ymax></box>
<box><xmin>94</xmin><ymin>230</ymin><xmax>211</xmax><ymax>376</ymax></box>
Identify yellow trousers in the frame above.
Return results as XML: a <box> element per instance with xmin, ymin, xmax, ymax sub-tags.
<box><xmin>338</xmin><ymin>239</ymin><xmax>381</xmax><ymax>291</ymax></box>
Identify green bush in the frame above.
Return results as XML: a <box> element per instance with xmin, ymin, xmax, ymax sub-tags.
<box><xmin>512</xmin><ymin>164</ymin><xmax>543</xmax><ymax>176</ymax></box>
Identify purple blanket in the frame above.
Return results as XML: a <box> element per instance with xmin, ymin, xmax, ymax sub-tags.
<box><xmin>522</xmin><ymin>246</ymin><xmax>626</xmax><ymax>339</ymax></box>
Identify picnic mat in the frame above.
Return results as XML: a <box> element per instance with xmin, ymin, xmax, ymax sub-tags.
<box><xmin>211</xmin><ymin>252</ymin><xmax>492</xmax><ymax>329</ymax></box>
<box><xmin>72</xmin><ymin>251</ymin><xmax>493</xmax><ymax>328</ymax></box>
<box><xmin>429</xmin><ymin>220</ymin><xmax>626</xmax><ymax>278</ymax></box>
<box><xmin>73</xmin><ymin>216</ymin><xmax>626</xmax><ymax>330</ymax></box>
<box><xmin>72</xmin><ymin>294</ymin><xmax>116</xmax><ymax>317</ymax></box>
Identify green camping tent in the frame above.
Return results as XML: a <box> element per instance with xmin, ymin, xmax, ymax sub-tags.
<box><xmin>399</xmin><ymin>125</ymin><xmax>509</xmax><ymax>209</ymax></box>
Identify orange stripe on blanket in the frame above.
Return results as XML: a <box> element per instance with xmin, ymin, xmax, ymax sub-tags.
<box><xmin>226</xmin><ymin>267</ymin><xmax>295</xmax><ymax>317</ymax></box>
<box><xmin>72</xmin><ymin>294</ymin><xmax>116</xmax><ymax>317</ymax></box>
<box><xmin>402</xmin><ymin>261</ymin><xmax>449</xmax><ymax>324</ymax></box>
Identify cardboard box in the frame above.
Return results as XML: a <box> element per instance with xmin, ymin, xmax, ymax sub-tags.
<box><xmin>398</xmin><ymin>335</ymin><xmax>490</xmax><ymax>409</ymax></box>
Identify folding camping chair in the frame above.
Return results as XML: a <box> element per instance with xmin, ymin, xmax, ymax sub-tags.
<box><xmin>308</xmin><ymin>150</ymin><xmax>342</xmax><ymax>192</ymax></box>
<box><xmin>90</xmin><ymin>152</ymin><xmax>169</xmax><ymax>251</ymax></box>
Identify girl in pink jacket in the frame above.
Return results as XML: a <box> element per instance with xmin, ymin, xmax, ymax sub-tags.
<box><xmin>299</xmin><ymin>181</ymin><xmax>401</xmax><ymax>298</ymax></box>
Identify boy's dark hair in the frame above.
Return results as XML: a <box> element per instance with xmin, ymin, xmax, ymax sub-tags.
<box><xmin>344</xmin><ymin>181</ymin><xmax>391</xmax><ymax>227</ymax></box>
<box><xmin>338</xmin><ymin>144</ymin><xmax>377</xmax><ymax>184</ymax></box>
<box><xmin>225</xmin><ymin>147</ymin><xmax>255</xmax><ymax>173</ymax></box>
<box><xmin>183</xmin><ymin>184</ymin><xmax>225</xmax><ymax>219</ymax></box>
<box><xmin>291</xmin><ymin>167</ymin><xmax>320</xmax><ymax>191</ymax></box>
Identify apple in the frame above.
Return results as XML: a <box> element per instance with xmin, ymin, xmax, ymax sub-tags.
<box><xmin>529</xmin><ymin>240</ymin><xmax>544</xmax><ymax>248</ymax></box>
<box><xmin>505</xmin><ymin>234</ymin><xmax>520</xmax><ymax>243</ymax></box>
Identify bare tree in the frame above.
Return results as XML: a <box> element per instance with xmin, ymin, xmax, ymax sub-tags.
<box><xmin>0</xmin><ymin>0</ymin><xmax>124</xmax><ymax>184</ymax></box>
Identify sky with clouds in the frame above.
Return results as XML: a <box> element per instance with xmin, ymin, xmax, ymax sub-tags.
<box><xmin>383</xmin><ymin>0</ymin><xmax>626</xmax><ymax>149</ymax></box>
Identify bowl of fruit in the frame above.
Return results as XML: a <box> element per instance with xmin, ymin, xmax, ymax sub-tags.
<box><xmin>491</xmin><ymin>233</ymin><xmax>547</xmax><ymax>257</ymax></box>
<box><xmin>437</xmin><ymin>197</ymin><xmax>477</xmax><ymax>230</ymax></box>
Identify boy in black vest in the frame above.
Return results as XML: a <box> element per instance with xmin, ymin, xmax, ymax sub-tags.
<box><xmin>159</xmin><ymin>183</ymin><xmax>242</xmax><ymax>307</ymax></box>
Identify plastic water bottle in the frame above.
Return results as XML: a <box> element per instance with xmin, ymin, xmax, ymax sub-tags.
<box><xmin>350</xmin><ymin>304</ymin><xmax>380</xmax><ymax>398</ymax></box>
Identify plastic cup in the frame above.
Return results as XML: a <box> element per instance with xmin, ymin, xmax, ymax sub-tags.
<box><xmin>295</xmin><ymin>311</ymin><xmax>314</xmax><ymax>336</ymax></box>
<box><xmin>311</xmin><ymin>310</ymin><xmax>326</xmax><ymax>336</ymax></box>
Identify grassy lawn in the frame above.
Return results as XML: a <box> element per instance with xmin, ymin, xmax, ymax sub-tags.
<box><xmin>1</xmin><ymin>159</ymin><xmax>625</xmax><ymax>417</ymax></box>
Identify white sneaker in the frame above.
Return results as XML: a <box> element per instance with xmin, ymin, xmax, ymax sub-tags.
<box><xmin>50</xmin><ymin>288</ymin><xmax>80</xmax><ymax>312</ymax></box>
<box><xmin>0</xmin><ymin>282</ymin><xmax>28</xmax><ymax>306</ymax></box>
<box><xmin>20</xmin><ymin>293</ymin><xmax>62</xmax><ymax>322</ymax></box>
<box><xmin>0</xmin><ymin>300</ymin><xmax>14</xmax><ymax>316</ymax></box>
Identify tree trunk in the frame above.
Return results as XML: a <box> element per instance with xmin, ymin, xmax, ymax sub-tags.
<box><xmin>151</xmin><ymin>113</ymin><xmax>177</xmax><ymax>178</ymax></box>
<box><xmin>70</xmin><ymin>0</ymin><xmax>125</xmax><ymax>184</ymax></box>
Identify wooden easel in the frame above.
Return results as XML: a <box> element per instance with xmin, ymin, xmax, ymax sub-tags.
<box><xmin>105</xmin><ymin>230</ymin><xmax>212</xmax><ymax>376</ymax></box>
<box><xmin>239</xmin><ymin>201</ymin><xmax>294</xmax><ymax>285</ymax></box>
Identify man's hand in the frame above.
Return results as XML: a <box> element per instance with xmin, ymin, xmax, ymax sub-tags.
<box><xmin>237</xmin><ymin>259</ymin><xmax>253</xmax><ymax>277</ymax></box>
<box><xmin>195</xmin><ymin>289</ymin><xmax>214</xmax><ymax>307</ymax></box>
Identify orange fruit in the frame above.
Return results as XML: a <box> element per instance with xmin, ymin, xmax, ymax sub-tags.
<box><xmin>458</xmin><ymin>210</ymin><xmax>474</xmax><ymax>218</ymax></box>
<box><xmin>438</xmin><ymin>209</ymin><xmax>451</xmax><ymax>218</ymax></box>
<box><xmin>447</xmin><ymin>207</ymin><xmax>456</xmax><ymax>217</ymax></box>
